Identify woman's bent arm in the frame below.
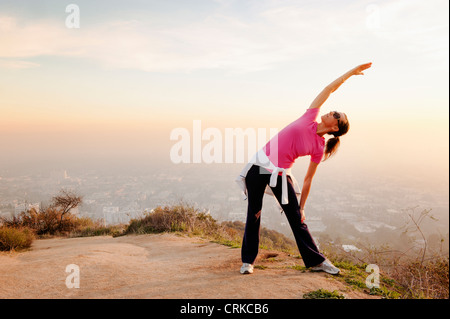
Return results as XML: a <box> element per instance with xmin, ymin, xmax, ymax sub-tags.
<box><xmin>299</xmin><ymin>161</ymin><xmax>319</xmax><ymax>222</ymax></box>
<box><xmin>308</xmin><ymin>62</ymin><xmax>372</xmax><ymax>109</ymax></box>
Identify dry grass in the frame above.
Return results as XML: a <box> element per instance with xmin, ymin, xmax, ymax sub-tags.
<box><xmin>0</xmin><ymin>226</ymin><xmax>35</xmax><ymax>251</ymax></box>
<box><xmin>390</xmin><ymin>256</ymin><xmax>449</xmax><ymax>299</ymax></box>
<box><xmin>322</xmin><ymin>242</ymin><xmax>449</xmax><ymax>299</ymax></box>
<box><xmin>1</xmin><ymin>208</ymin><xmax>119</xmax><ymax>237</ymax></box>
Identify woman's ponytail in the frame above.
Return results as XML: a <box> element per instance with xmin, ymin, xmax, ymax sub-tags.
<box><xmin>323</xmin><ymin>136</ymin><xmax>340</xmax><ymax>161</ymax></box>
<box><xmin>322</xmin><ymin>113</ymin><xmax>350</xmax><ymax>161</ymax></box>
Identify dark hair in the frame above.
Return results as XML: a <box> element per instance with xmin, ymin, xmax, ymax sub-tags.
<box><xmin>323</xmin><ymin>116</ymin><xmax>350</xmax><ymax>161</ymax></box>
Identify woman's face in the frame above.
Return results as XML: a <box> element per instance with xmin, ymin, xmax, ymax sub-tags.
<box><xmin>322</xmin><ymin>111</ymin><xmax>347</xmax><ymax>128</ymax></box>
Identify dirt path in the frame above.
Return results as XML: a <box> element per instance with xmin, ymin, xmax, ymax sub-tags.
<box><xmin>0</xmin><ymin>233</ymin><xmax>377</xmax><ymax>299</ymax></box>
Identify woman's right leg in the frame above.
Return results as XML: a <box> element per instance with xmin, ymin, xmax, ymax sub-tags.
<box><xmin>270</xmin><ymin>176</ymin><xmax>326</xmax><ymax>268</ymax></box>
<box><xmin>241</xmin><ymin>165</ymin><xmax>270</xmax><ymax>264</ymax></box>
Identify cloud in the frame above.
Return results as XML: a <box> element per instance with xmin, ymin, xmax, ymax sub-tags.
<box><xmin>0</xmin><ymin>16</ymin><xmax>81</xmax><ymax>58</ymax></box>
<box><xmin>0</xmin><ymin>0</ymin><xmax>447</xmax><ymax>72</ymax></box>
<box><xmin>0</xmin><ymin>59</ymin><xmax>40</xmax><ymax>69</ymax></box>
<box><xmin>1</xmin><ymin>6</ymin><xmax>359</xmax><ymax>73</ymax></box>
<box><xmin>369</xmin><ymin>0</ymin><xmax>449</xmax><ymax>59</ymax></box>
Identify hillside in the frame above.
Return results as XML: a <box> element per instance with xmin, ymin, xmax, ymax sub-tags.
<box><xmin>0</xmin><ymin>233</ymin><xmax>378</xmax><ymax>299</ymax></box>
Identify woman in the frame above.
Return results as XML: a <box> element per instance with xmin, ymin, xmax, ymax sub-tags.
<box><xmin>236</xmin><ymin>62</ymin><xmax>372</xmax><ymax>275</ymax></box>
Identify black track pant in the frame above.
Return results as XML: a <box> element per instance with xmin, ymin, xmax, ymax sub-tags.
<box><xmin>241</xmin><ymin>165</ymin><xmax>326</xmax><ymax>268</ymax></box>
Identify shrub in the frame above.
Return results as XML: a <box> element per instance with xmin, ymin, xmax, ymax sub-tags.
<box><xmin>125</xmin><ymin>204</ymin><xmax>218</xmax><ymax>235</ymax></box>
<box><xmin>124</xmin><ymin>204</ymin><xmax>242</xmax><ymax>245</ymax></box>
<box><xmin>14</xmin><ymin>207</ymin><xmax>78</xmax><ymax>236</ymax></box>
<box><xmin>67</xmin><ymin>218</ymin><xmax>126</xmax><ymax>238</ymax></box>
<box><xmin>1</xmin><ymin>207</ymin><xmax>121</xmax><ymax>238</ymax></box>
<box><xmin>320</xmin><ymin>241</ymin><xmax>448</xmax><ymax>299</ymax></box>
<box><xmin>1</xmin><ymin>190</ymin><xmax>84</xmax><ymax>236</ymax></box>
<box><xmin>303</xmin><ymin>289</ymin><xmax>345</xmax><ymax>299</ymax></box>
<box><xmin>0</xmin><ymin>226</ymin><xmax>35</xmax><ymax>251</ymax></box>
<box><xmin>391</xmin><ymin>256</ymin><xmax>449</xmax><ymax>299</ymax></box>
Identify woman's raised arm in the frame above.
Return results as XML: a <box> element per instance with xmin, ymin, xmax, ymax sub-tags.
<box><xmin>308</xmin><ymin>62</ymin><xmax>372</xmax><ymax>109</ymax></box>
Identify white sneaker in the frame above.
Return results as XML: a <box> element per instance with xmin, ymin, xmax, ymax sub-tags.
<box><xmin>310</xmin><ymin>259</ymin><xmax>340</xmax><ymax>275</ymax></box>
<box><xmin>240</xmin><ymin>263</ymin><xmax>254</xmax><ymax>274</ymax></box>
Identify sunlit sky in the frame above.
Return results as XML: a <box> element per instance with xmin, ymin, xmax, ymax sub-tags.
<box><xmin>0</xmin><ymin>0</ymin><xmax>448</xmax><ymax>190</ymax></box>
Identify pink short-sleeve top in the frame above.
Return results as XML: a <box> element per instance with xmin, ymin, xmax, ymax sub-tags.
<box><xmin>263</xmin><ymin>108</ymin><xmax>325</xmax><ymax>168</ymax></box>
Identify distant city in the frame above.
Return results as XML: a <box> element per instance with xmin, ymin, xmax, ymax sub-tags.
<box><xmin>0</xmin><ymin>162</ymin><xmax>448</xmax><ymax>254</ymax></box>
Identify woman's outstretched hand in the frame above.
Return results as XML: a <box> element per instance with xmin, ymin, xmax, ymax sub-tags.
<box><xmin>309</xmin><ymin>62</ymin><xmax>372</xmax><ymax>109</ymax></box>
<box><xmin>350</xmin><ymin>62</ymin><xmax>372</xmax><ymax>76</ymax></box>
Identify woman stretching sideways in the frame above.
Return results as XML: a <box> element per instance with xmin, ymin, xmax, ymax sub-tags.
<box><xmin>236</xmin><ymin>62</ymin><xmax>372</xmax><ymax>275</ymax></box>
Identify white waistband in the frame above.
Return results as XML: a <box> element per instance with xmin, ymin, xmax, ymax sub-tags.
<box><xmin>236</xmin><ymin>149</ymin><xmax>291</xmax><ymax>205</ymax></box>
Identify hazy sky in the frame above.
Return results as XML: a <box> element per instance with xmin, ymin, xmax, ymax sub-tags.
<box><xmin>0</xmin><ymin>0</ymin><xmax>448</xmax><ymax>190</ymax></box>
